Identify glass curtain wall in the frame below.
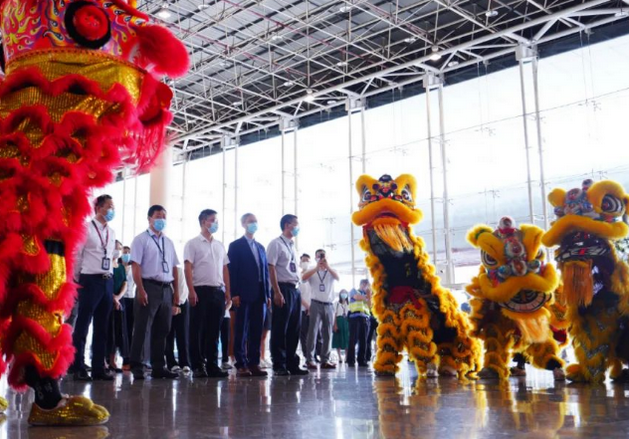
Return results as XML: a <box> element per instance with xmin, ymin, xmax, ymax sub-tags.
<box><xmin>99</xmin><ymin>33</ymin><xmax>629</xmax><ymax>294</ymax></box>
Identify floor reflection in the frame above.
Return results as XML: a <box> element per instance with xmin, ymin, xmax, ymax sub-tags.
<box><xmin>1</xmin><ymin>361</ymin><xmax>629</xmax><ymax>438</ymax></box>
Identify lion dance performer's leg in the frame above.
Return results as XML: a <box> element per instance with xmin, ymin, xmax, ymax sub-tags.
<box><xmin>525</xmin><ymin>340</ymin><xmax>564</xmax><ymax>372</ymax></box>
<box><xmin>373</xmin><ymin>308</ymin><xmax>403</xmax><ymax>375</ymax></box>
<box><xmin>566</xmin><ymin>309</ymin><xmax>622</xmax><ymax>383</ymax></box>
<box><xmin>478</xmin><ymin>322</ymin><xmax>516</xmax><ymax>380</ymax></box>
<box><xmin>400</xmin><ymin>302</ymin><xmax>437</xmax><ymax>376</ymax></box>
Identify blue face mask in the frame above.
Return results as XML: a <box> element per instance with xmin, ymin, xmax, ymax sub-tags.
<box><xmin>153</xmin><ymin>218</ymin><xmax>166</xmax><ymax>232</ymax></box>
<box><xmin>247</xmin><ymin>222</ymin><xmax>258</xmax><ymax>234</ymax></box>
<box><xmin>291</xmin><ymin>226</ymin><xmax>300</xmax><ymax>238</ymax></box>
<box><xmin>105</xmin><ymin>208</ymin><xmax>115</xmax><ymax>222</ymax></box>
<box><xmin>209</xmin><ymin>222</ymin><xmax>219</xmax><ymax>234</ymax></box>
<box><xmin>340</xmin><ymin>293</ymin><xmax>348</xmax><ymax>300</ymax></box>
<box><xmin>122</xmin><ymin>254</ymin><xmax>131</xmax><ymax>264</ymax></box>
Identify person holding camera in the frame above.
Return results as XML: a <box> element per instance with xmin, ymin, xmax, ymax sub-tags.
<box><xmin>302</xmin><ymin>249</ymin><xmax>340</xmax><ymax>369</ymax></box>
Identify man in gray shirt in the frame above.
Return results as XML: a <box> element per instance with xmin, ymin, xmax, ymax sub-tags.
<box><xmin>267</xmin><ymin>214</ymin><xmax>308</xmax><ymax>376</ymax></box>
<box><xmin>129</xmin><ymin>205</ymin><xmax>180</xmax><ymax>380</ymax></box>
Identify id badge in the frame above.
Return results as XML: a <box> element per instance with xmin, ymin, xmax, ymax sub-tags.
<box><xmin>101</xmin><ymin>257</ymin><xmax>110</xmax><ymax>271</ymax></box>
<box><xmin>319</xmin><ymin>283</ymin><xmax>325</xmax><ymax>292</ymax></box>
<box><xmin>162</xmin><ymin>261</ymin><xmax>170</xmax><ymax>273</ymax></box>
<box><xmin>289</xmin><ymin>262</ymin><xmax>297</xmax><ymax>273</ymax></box>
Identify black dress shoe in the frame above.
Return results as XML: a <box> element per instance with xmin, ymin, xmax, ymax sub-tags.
<box><xmin>92</xmin><ymin>369</ymin><xmax>115</xmax><ymax>381</ymax></box>
<box><xmin>358</xmin><ymin>362</ymin><xmax>369</xmax><ymax>368</ymax></box>
<box><xmin>347</xmin><ymin>362</ymin><xmax>355</xmax><ymax>367</ymax></box>
<box><xmin>193</xmin><ymin>367</ymin><xmax>209</xmax><ymax>378</ymax></box>
<box><xmin>132</xmin><ymin>368</ymin><xmax>145</xmax><ymax>380</ymax></box>
<box><xmin>151</xmin><ymin>368</ymin><xmax>179</xmax><ymax>379</ymax></box>
<box><xmin>249</xmin><ymin>366</ymin><xmax>268</xmax><ymax>377</ymax></box>
<box><xmin>74</xmin><ymin>369</ymin><xmax>92</xmax><ymax>381</ymax></box>
<box><xmin>274</xmin><ymin>368</ymin><xmax>290</xmax><ymax>376</ymax></box>
<box><xmin>288</xmin><ymin>367</ymin><xmax>309</xmax><ymax>376</ymax></box>
<box><xmin>207</xmin><ymin>368</ymin><xmax>229</xmax><ymax>378</ymax></box>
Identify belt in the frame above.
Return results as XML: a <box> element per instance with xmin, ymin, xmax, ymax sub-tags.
<box><xmin>195</xmin><ymin>285</ymin><xmax>223</xmax><ymax>291</ymax></box>
<box><xmin>82</xmin><ymin>273</ymin><xmax>112</xmax><ymax>280</ymax></box>
<box><xmin>312</xmin><ymin>299</ymin><xmax>333</xmax><ymax>306</ymax></box>
<box><xmin>278</xmin><ymin>282</ymin><xmax>298</xmax><ymax>288</ymax></box>
<box><xmin>142</xmin><ymin>278</ymin><xmax>173</xmax><ymax>288</ymax></box>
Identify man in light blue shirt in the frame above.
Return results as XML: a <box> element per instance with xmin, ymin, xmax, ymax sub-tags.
<box><xmin>129</xmin><ymin>205</ymin><xmax>180</xmax><ymax>380</ymax></box>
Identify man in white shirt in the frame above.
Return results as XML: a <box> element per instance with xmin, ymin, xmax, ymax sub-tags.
<box><xmin>129</xmin><ymin>205</ymin><xmax>181</xmax><ymax>380</ymax></box>
<box><xmin>267</xmin><ymin>214</ymin><xmax>308</xmax><ymax>376</ymax></box>
<box><xmin>302</xmin><ymin>249</ymin><xmax>340</xmax><ymax>369</ymax></box>
<box><xmin>184</xmin><ymin>209</ymin><xmax>231</xmax><ymax>378</ymax></box>
<box><xmin>71</xmin><ymin>195</ymin><xmax>117</xmax><ymax>382</ymax></box>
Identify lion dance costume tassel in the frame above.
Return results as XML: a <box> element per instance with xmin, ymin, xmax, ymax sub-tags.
<box><xmin>543</xmin><ymin>179</ymin><xmax>629</xmax><ymax>383</ymax></box>
<box><xmin>0</xmin><ymin>0</ymin><xmax>188</xmax><ymax>424</ymax></box>
<box><xmin>352</xmin><ymin>174</ymin><xmax>481</xmax><ymax>378</ymax></box>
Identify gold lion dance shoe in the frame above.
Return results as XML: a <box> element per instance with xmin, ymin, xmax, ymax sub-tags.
<box><xmin>0</xmin><ymin>396</ymin><xmax>7</xmax><ymax>413</ymax></box>
<box><xmin>28</xmin><ymin>396</ymin><xmax>109</xmax><ymax>427</ymax></box>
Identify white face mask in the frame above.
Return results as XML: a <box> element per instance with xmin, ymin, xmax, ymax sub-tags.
<box><xmin>113</xmin><ymin>250</ymin><xmax>121</xmax><ymax>260</ymax></box>
<box><xmin>300</xmin><ymin>261</ymin><xmax>309</xmax><ymax>271</ymax></box>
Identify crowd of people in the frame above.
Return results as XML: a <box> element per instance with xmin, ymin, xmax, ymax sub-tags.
<box><xmin>68</xmin><ymin>195</ymin><xmax>381</xmax><ymax>380</ymax></box>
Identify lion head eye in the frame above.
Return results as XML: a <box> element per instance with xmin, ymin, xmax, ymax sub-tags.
<box><xmin>481</xmin><ymin>251</ymin><xmax>498</xmax><ymax>267</ymax></box>
<box><xmin>362</xmin><ymin>187</ymin><xmax>372</xmax><ymax>202</ymax></box>
<box><xmin>601</xmin><ymin>194</ymin><xmax>624</xmax><ymax>214</ymax></box>
<box><xmin>401</xmin><ymin>187</ymin><xmax>412</xmax><ymax>202</ymax></box>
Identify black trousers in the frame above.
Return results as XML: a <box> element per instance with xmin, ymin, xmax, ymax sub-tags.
<box><xmin>366</xmin><ymin>315</ymin><xmax>378</xmax><ymax>362</ymax></box>
<box><xmin>190</xmin><ymin>286</ymin><xmax>225</xmax><ymax>370</ymax></box>
<box><xmin>122</xmin><ymin>297</ymin><xmax>135</xmax><ymax>365</ymax></box>
<box><xmin>129</xmin><ymin>280</ymin><xmax>173</xmax><ymax>371</ymax></box>
<box><xmin>347</xmin><ymin>315</ymin><xmax>370</xmax><ymax>365</ymax></box>
<box><xmin>166</xmin><ymin>300</ymin><xmax>191</xmax><ymax>369</ymax></box>
<box><xmin>220</xmin><ymin>315</ymin><xmax>230</xmax><ymax>362</ymax></box>
<box><xmin>72</xmin><ymin>274</ymin><xmax>113</xmax><ymax>373</ymax></box>
<box><xmin>271</xmin><ymin>283</ymin><xmax>301</xmax><ymax>371</ymax></box>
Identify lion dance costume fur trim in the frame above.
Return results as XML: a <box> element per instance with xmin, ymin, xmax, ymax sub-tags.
<box><xmin>466</xmin><ymin>216</ymin><xmax>567</xmax><ymax>380</ymax></box>
<box><xmin>0</xmin><ymin>0</ymin><xmax>188</xmax><ymax>424</ymax></box>
<box><xmin>542</xmin><ymin>179</ymin><xmax>629</xmax><ymax>383</ymax></box>
<box><xmin>352</xmin><ymin>174</ymin><xmax>481</xmax><ymax>378</ymax></box>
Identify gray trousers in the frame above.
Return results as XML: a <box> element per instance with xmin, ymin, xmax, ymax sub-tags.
<box><xmin>130</xmin><ymin>280</ymin><xmax>173</xmax><ymax>371</ymax></box>
<box><xmin>306</xmin><ymin>300</ymin><xmax>334</xmax><ymax>363</ymax></box>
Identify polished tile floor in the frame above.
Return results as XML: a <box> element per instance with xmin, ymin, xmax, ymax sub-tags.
<box><xmin>2</xmin><ymin>360</ymin><xmax>629</xmax><ymax>439</ymax></box>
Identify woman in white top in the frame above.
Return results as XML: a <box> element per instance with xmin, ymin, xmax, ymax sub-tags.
<box><xmin>121</xmin><ymin>246</ymin><xmax>135</xmax><ymax>370</ymax></box>
<box><xmin>332</xmin><ymin>290</ymin><xmax>350</xmax><ymax>363</ymax></box>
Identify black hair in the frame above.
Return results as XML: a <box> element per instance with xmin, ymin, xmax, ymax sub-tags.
<box><xmin>315</xmin><ymin>249</ymin><xmax>326</xmax><ymax>257</ymax></box>
<box><xmin>148</xmin><ymin>205</ymin><xmax>166</xmax><ymax>218</ymax></box>
<box><xmin>300</xmin><ymin>253</ymin><xmax>311</xmax><ymax>260</ymax></box>
<box><xmin>123</xmin><ymin>246</ymin><xmax>131</xmax><ymax>251</ymax></box>
<box><xmin>280</xmin><ymin>214</ymin><xmax>298</xmax><ymax>231</ymax></box>
<box><xmin>199</xmin><ymin>209</ymin><xmax>218</xmax><ymax>226</ymax></box>
<box><xmin>241</xmin><ymin>213</ymin><xmax>255</xmax><ymax>224</ymax></box>
<box><xmin>94</xmin><ymin>194</ymin><xmax>112</xmax><ymax>212</ymax></box>
<box><xmin>359</xmin><ymin>279</ymin><xmax>369</xmax><ymax>287</ymax></box>
<box><xmin>339</xmin><ymin>290</ymin><xmax>349</xmax><ymax>304</ymax></box>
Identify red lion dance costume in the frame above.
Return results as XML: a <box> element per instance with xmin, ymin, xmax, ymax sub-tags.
<box><xmin>0</xmin><ymin>0</ymin><xmax>188</xmax><ymax>425</ymax></box>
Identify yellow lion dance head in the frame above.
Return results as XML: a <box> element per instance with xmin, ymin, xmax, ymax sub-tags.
<box><xmin>542</xmin><ymin>179</ymin><xmax>629</xmax><ymax>307</ymax></box>
<box><xmin>352</xmin><ymin>174</ymin><xmax>422</xmax><ymax>253</ymax></box>
<box><xmin>467</xmin><ymin>217</ymin><xmax>559</xmax><ymax>313</ymax></box>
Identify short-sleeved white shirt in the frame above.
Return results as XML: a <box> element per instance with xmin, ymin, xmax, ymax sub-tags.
<box><xmin>307</xmin><ymin>270</ymin><xmax>336</xmax><ymax>303</ymax></box>
<box><xmin>267</xmin><ymin>236</ymin><xmax>300</xmax><ymax>284</ymax></box>
<box><xmin>184</xmin><ymin>234</ymin><xmax>229</xmax><ymax>287</ymax></box>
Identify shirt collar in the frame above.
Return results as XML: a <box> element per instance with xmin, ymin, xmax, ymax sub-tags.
<box><xmin>93</xmin><ymin>217</ymin><xmax>108</xmax><ymax>229</ymax></box>
<box><xmin>198</xmin><ymin>234</ymin><xmax>213</xmax><ymax>243</ymax></box>
<box><xmin>244</xmin><ymin>235</ymin><xmax>255</xmax><ymax>245</ymax></box>
<box><xmin>279</xmin><ymin>235</ymin><xmax>294</xmax><ymax>246</ymax></box>
<box><xmin>147</xmin><ymin>228</ymin><xmax>165</xmax><ymax>239</ymax></box>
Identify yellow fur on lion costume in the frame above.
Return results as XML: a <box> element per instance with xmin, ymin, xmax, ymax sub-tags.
<box><xmin>466</xmin><ymin>217</ymin><xmax>567</xmax><ymax>380</ymax></box>
<box><xmin>352</xmin><ymin>174</ymin><xmax>481</xmax><ymax>378</ymax></box>
<box><xmin>542</xmin><ymin>179</ymin><xmax>629</xmax><ymax>383</ymax></box>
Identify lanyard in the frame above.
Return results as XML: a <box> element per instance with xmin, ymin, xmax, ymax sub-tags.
<box><xmin>92</xmin><ymin>221</ymin><xmax>109</xmax><ymax>256</ymax></box>
<box><xmin>147</xmin><ymin>231</ymin><xmax>166</xmax><ymax>263</ymax></box>
<box><xmin>279</xmin><ymin>236</ymin><xmax>295</xmax><ymax>263</ymax></box>
<box><xmin>316</xmin><ymin>270</ymin><xmax>328</xmax><ymax>283</ymax></box>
